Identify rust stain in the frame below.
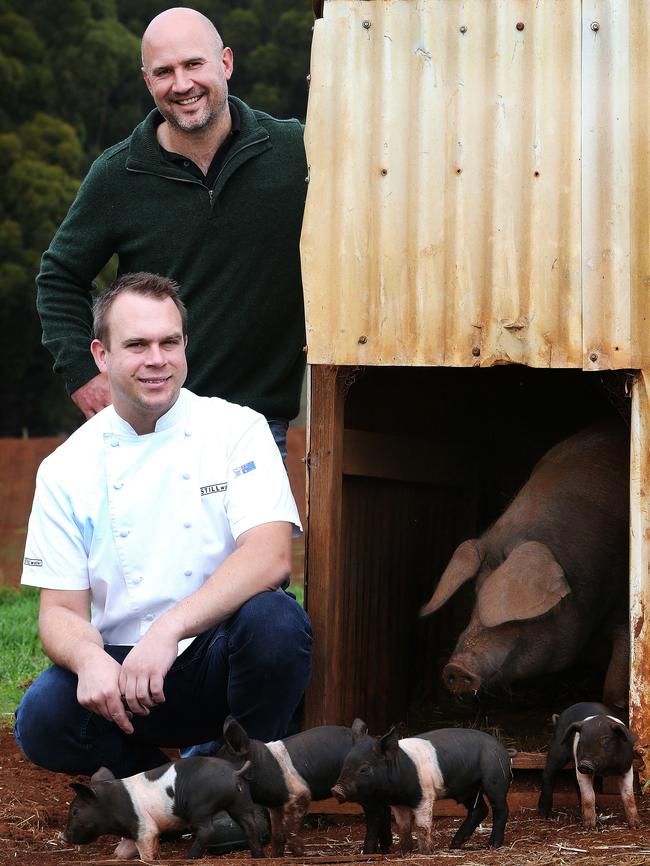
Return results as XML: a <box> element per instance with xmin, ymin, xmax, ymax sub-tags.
<box><xmin>634</xmin><ymin>601</ymin><xmax>645</xmax><ymax>640</ymax></box>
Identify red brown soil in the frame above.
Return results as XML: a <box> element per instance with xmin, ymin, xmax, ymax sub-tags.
<box><xmin>1</xmin><ymin>726</ymin><xmax>649</xmax><ymax>866</ymax></box>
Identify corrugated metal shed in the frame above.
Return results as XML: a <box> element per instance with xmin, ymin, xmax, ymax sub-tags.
<box><xmin>301</xmin><ymin>0</ymin><xmax>650</xmax><ymax>781</ymax></box>
<box><xmin>302</xmin><ymin>0</ymin><xmax>650</xmax><ymax>369</ymax></box>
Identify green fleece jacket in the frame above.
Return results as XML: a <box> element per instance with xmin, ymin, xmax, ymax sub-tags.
<box><xmin>37</xmin><ymin>97</ymin><xmax>307</xmax><ymax>420</ymax></box>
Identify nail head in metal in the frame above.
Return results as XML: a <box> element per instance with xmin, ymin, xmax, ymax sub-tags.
<box><xmin>459</xmin><ymin>25</ymin><xmax>467</xmax><ymax>34</ymax></box>
<box><xmin>591</xmin><ymin>21</ymin><xmax>600</xmax><ymax>31</ymax></box>
<box><xmin>362</xmin><ymin>20</ymin><xmax>371</xmax><ymax>29</ymax></box>
<box><xmin>358</xmin><ymin>335</ymin><xmax>368</xmax><ymax>344</ymax></box>
<box><xmin>516</xmin><ymin>22</ymin><xmax>525</xmax><ymax>31</ymax></box>
<box><xmin>472</xmin><ymin>346</ymin><xmax>481</xmax><ymax>357</ymax></box>
<box><xmin>589</xmin><ymin>352</ymin><xmax>598</xmax><ymax>362</ymax></box>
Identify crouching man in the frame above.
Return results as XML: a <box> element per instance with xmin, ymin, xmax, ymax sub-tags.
<box><xmin>14</xmin><ymin>272</ymin><xmax>312</xmax><ymax>852</ymax></box>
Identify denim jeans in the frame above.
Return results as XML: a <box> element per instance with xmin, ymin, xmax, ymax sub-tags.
<box><xmin>266</xmin><ymin>419</ymin><xmax>289</xmax><ymax>461</ymax></box>
<box><xmin>14</xmin><ymin>588</ymin><xmax>312</xmax><ymax>777</ymax></box>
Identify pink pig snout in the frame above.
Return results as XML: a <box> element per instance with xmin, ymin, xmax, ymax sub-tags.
<box><xmin>442</xmin><ymin>662</ymin><xmax>482</xmax><ymax>696</ymax></box>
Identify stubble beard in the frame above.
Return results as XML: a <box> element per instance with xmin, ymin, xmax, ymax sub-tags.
<box><xmin>163</xmin><ymin>91</ymin><xmax>228</xmax><ymax>134</ymax></box>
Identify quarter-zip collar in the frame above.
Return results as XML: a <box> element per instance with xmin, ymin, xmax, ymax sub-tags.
<box><xmin>125</xmin><ymin>96</ymin><xmax>271</xmax><ymax>196</ymax></box>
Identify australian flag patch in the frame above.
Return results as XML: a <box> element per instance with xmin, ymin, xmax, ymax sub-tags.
<box><xmin>233</xmin><ymin>460</ymin><xmax>256</xmax><ymax>477</ymax></box>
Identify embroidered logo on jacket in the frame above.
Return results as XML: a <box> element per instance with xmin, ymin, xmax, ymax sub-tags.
<box><xmin>24</xmin><ymin>557</ymin><xmax>43</xmax><ymax>567</ymax></box>
<box><xmin>201</xmin><ymin>482</ymin><xmax>228</xmax><ymax>496</ymax></box>
<box><xmin>233</xmin><ymin>461</ymin><xmax>256</xmax><ymax>477</ymax></box>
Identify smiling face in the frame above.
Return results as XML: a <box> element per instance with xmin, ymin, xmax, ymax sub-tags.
<box><xmin>141</xmin><ymin>9</ymin><xmax>233</xmax><ymax>136</ymax></box>
<box><xmin>91</xmin><ymin>292</ymin><xmax>188</xmax><ymax>435</ymax></box>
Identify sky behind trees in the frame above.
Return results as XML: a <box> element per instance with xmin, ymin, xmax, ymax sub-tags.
<box><xmin>0</xmin><ymin>0</ymin><xmax>313</xmax><ymax>435</ymax></box>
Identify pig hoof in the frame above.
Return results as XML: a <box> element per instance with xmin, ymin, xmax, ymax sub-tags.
<box><xmin>113</xmin><ymin>838</ymin><xmax>139</xmax><ymax>859</ymax></box>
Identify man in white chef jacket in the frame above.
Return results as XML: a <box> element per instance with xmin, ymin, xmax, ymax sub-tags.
<box><xmin>15</xmin><ymin>272</ymin><xmax>312</xmax><ymax>785</ymax></box>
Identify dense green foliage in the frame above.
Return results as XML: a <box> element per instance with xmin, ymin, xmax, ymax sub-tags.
<box><xmin>0</xmin><ymin>0</ymin><xmax>313</xmax><ymax>435</ymax></box>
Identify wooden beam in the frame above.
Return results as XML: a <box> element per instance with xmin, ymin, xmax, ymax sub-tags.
<box><xmin>304</xmin><ymin>365</ymin><xmax>347</xmax><ymax>726</ymax></box>
<box><xmin>630</xmin><ymin>371</ymin><xmax>650</xmax><ymax>784</ymax></box>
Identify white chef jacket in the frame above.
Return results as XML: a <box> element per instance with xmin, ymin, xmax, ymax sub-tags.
<box><xmin>22</xmin><ymin>389</ymin><xmax>301</xmax><ymax>649</ymax></box>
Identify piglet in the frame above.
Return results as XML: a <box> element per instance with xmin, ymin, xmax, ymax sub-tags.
<box><xmin>332</xmin><ymin>723</ymin><xmax>515</xmax><ymax>853</ymax></box>
<box><xmin>63</xmin><ymin>757</ymin><xmax>264</xmax><ymax>861</ymax></box>
<box><xmin>219</xmin><ymin>715</ymin><xmax>392</xmax><ymax>856</ymax></box>
<box><xmin>538</xmin><ymin>701</ymin><xmax>640</xmax><ymax>829</ymax></box>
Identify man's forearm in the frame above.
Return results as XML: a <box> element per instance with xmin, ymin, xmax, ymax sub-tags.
<box><xmin>39</xmin><ymin>605</ymin><xmax>105</xmax><ymax>674</ymax></box>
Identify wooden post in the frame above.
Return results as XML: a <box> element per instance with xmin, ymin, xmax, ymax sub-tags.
<box><xmin>304</xmin><ymin>365</ymin><xmax>347</xmax><ymax>726</ymax></box>
<box><xmin>630</xmin><ymin>371</ymin><xmax>650</xmax><ymax>785</ymax></box>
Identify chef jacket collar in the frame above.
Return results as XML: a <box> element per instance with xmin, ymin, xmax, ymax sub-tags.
<box><xmin>108</xmin><ymin>389</ymin><xmax>190</xmax><ymax>438</ymax></box>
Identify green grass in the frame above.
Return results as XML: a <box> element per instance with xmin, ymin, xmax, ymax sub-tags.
<box><xmin>0</xmin><ymin>586</ymin><xmax>48</xmax><ymax>724</ymax></box>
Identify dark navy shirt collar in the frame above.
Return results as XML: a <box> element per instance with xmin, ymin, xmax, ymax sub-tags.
<box><xmin>158</xmin><ymin>101</ymin><xmax>241</xmax><ymax>188</ymax></box>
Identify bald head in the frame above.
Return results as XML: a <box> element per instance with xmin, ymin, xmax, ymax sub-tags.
<box><xmin>142</xmin><ymin>7</ymin><xmax>222</xmax><ymax>68</ymax></box>
<box><xmin>140</xmin><ymin>6</ymin><xmax>233</xmax><ymax>139</ymax></box>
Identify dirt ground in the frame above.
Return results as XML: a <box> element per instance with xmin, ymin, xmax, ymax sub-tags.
<box><xmin>1</xmin><ymin>727</ymin><xmax>649</xmax><ymax>866</ymax></box>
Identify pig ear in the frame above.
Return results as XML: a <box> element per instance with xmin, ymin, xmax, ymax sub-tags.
<box><xmin>376</xmin><ymin>726</ymin><xmax>399</xmax><ymax>759</ymax></box>
<box><xmin>420</xmin><ymin>539</ymin><xmax>483</xmax><ymax>617</ymax></box>
<box><xmin>69</xmin><ymin>782</ymin><xmax>98</xmax><ymax>800</ymax></box>
<box><xmin>560</xmin><ymin>721</ymin><xmax>584</xmax><ymax>746</ymax></box>
<box><xmin>235</xmin><ymin>760</ymin><xmax>253</xmax><ymax>781</ymax></box>
<box><xmin>611</xmin><ymin>722</ymin><xmax>638</xmax><ymax>744</ymax></box>
<box><xmin>351</xmin><ymin>718</ymin><xmax>368</xmax><ymax>742</ymax></box>
<box><xmin>90</xmin><ymin>766</ymin><xmax>115</xmax><ymax>784</ymax></box>
<box><xmin>223</xmin><ymin>715</ymin><xmax>250</xmax><ymax>756</ymax></box>
<box><xmin>477</xmin><ymin>541</ymin><xmax>571</xmax><ymax>627</ymax></box>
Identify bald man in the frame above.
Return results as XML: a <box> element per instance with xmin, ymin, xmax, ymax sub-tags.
<box><xmin>37</xmin><ymin>7</ymin><xmax>307</xmax><ymax>463</ymax></box>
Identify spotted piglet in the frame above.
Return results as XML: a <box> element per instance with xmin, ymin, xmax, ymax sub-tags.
<box><xmin>538</xmin><ymin>701</ymin><xmax>640</xmax><ymax>829</ymax></box>
<box><xmin>219</xmin><ymin>716</ymin><xmax>392</xmax><ymax>856</ymax></box>
<box><xmin>331</xmin><ymin>724</ymin><xmax>515</xmax><ymax>853</ymax></box>
<box><xmin>63</xmin><ymin>757</ymin><xmax>264</xmax><ymax>861</ymax></box>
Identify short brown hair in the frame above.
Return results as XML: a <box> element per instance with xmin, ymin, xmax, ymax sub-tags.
<box><xmin>93</xmin><ymin>272</ymin><xmax>188</xmax><ymax>346</ymax></box>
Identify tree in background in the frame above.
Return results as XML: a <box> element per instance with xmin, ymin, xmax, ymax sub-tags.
<box><xmin>0</xmin><ymin>0</ymin><xmax>313</xmax><ymax>435</ymax></box>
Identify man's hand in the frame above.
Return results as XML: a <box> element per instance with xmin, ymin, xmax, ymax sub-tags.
<box><xmin>76</xmin><ymin>652</ymin><xmax>134</xmax><ymax>735</ymax></box>
<box><xmin>71</xmin><ymin>372</ymin><xmax>111</xmax><ymax>418</ymax></box>
<box><xmin>118</xmin><ymin>629</ymin><xmax>179</xmax><ymax>715</ymax></box>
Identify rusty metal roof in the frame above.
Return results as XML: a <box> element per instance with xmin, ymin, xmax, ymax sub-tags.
<box><xmin>301</xmin><ymin>0</ymin><xmax>650</xmax><ymax>370</ymax></box>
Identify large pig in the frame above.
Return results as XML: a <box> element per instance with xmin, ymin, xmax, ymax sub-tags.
<box><xmin>331</xmin><ymin>723</ymin><xmax>515</xmax><ymax>852</ymax></box>
<box><xmin>538</xmin><ymin>701</ymin><xmax>639</xmax><ymax>829</ymax></box>
<box><xmin>219</xmin><ymin>715</ymin><xmax>392</xmax><ymax>855</ymax></box>
<box><xmin>420</xmin><ymin>421</ymin><xmax>629</xmax><ymax>704</ymax></box>
<box><xmin>63</xmin><ymin>757</ymin><xmax>264</xmax><ymax>861</ymax></box>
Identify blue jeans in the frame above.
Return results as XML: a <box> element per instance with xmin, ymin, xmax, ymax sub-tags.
<box><xmin>14</xmin><ymin>589</ymin><xmax>312</xmax><ymax>777</ymax></box>
<box><xmin>267</xmin><ymin>419</ymin><xmax>289</xmax><ymax>461</ymax></box>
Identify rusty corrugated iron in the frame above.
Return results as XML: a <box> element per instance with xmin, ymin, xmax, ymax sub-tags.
<box><xmin>301</xmin><ymin>0</ymin><xmax>650</xmax><ymax>370</ymax></box>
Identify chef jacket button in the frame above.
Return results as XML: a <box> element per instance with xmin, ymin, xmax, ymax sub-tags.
<box><xmin>184</xmin><ymin>569</ymin><xmax>192</xmax><ymax>577</ymax></box>
<box><xmin>184</xmin><ymin>429</ymin><xmax>192</xmax><ymax>437</ymax></box>
<box><xmin>111</xmin><ymin>440</ymin><xmax>120</xmax><ymax>447</ymax></box>
<box><xmin>183</xmin><ymin>521</ymin><xmax>192</xmax><ymax>529</ymax></box>
<box><xmin>113</xmin><ymin>482</ymin><xmax>123</xmax><ymax>490</ymax></box>
<box><xmin>120</xmin><ymin>529</ymin><xmax>129</xmax><ymax>538</ymax></box>
<box><xmin>182</xmin><ymin>472</ymin><xmax>191</xmax><ymax>480</ymax></box>
<box><xmin>133</xmin><ymin>574</ymin><xmax>143</xmax><ymax>584</ymax></box>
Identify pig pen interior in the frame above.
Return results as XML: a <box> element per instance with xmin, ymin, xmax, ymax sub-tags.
<box><xmin>304</xmin><ymin>363</ymin><xmax>633</xmax><ymax>755</ymax></box>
